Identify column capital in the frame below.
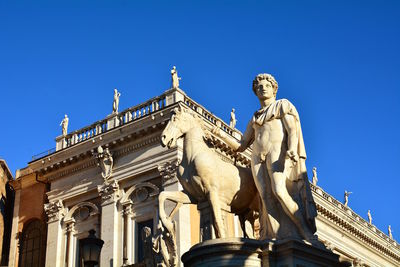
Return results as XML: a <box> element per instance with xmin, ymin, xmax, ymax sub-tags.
<box><xmin>98</xmin><ymin>180</ymin><xmax>120</xmax><ymax>205</ymax></box>
<box><xmin>158</xmin><ymin>160</ymin><xmax>179</xmax><ymax>188</ymax></box>
<box><xmin>44</xmin><ymin>200</ymin><xmax>65</xmax><ymax>223</ymax></box>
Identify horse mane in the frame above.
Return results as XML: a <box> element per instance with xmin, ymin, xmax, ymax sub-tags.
<box><xmin>173</xmin><ymin>108</ymin><xmax>208</xmax><ymax>132</ymax></box>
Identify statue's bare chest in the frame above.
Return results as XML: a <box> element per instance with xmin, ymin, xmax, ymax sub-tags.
<box><xmin>253</xmin><ymin>119</ymin><xmax>286</xmax><ymax>153</ymax></box>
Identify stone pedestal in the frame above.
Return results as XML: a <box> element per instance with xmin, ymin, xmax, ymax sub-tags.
<box><xmin>182</xmin><ymin>238</ymin><xmax>351</xmax><ymax>267</ymax></box>
<box><xmin>182</xmin><ymin>238</ymin><xmax>262</xmax><ymax>267</ymax></box>
<box><xmin>261</xmin><ymin>239</ymin><xmax>351</xmax><ymax>267</ymax></box>
<box><xmin>107</xmin><ymin>113</ymin><xmax>121</xmax><ymax>130</ymax></box>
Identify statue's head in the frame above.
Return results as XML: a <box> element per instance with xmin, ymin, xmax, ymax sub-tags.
<box><xmin>141</xmin><ymin>226</ymin><xmax>152</xmax><ymax>241</ymax></box>
<box><xmin>252</xmin><ymin>73</ymin><xmax>278</xmax><ymax>99</ymax></box>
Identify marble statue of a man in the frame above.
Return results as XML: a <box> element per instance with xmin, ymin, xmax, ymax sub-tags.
<box><xmin>112</xmin><ymin>88</ymin><xmax>121</xmax><ymax>113</ymax></box>
<box><xmin>60</xmin><ymin>114</ymin><xmax>69</xmax><ymax>136</ymax></box>
<box><xmin>237</xmin><ymin>73</ymin><xmax>317</xmax><ymax>242</ymax></box>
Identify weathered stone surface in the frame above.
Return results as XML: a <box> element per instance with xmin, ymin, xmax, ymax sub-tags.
<box><xmin>182</xmin><ymin>238</ymin><xmax>350</xmax><ymax>267</ymax></box>
<box><xmin>182</xmin><ymin>238</ymin><xmax>262</xmax><ymax>267</ymax></box>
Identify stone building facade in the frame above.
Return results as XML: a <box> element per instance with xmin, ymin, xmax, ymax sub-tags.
<box><xmin>0</xmin><ymin>159</ymin><xmax>14</xmax><ymax>266</ymax></box>
<box><xmin>8</xmin><ymin>88</ymin><xmax>400</xmax><ymax>267</ymax></box>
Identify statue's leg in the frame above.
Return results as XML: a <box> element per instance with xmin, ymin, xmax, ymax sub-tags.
<box><xmin>251</xmin><ymin>160</ymin><xmax>278</xmax><ymax>240</ymax></box>
<box><xmin>208</xmin><ymin>190</ymin><xmax>226</xmax><ymax>238</ymax></box>
<box><xmin>266</xmin><ymin>154</ymin><xmax>314</xmax><ymax>240</ymax></box>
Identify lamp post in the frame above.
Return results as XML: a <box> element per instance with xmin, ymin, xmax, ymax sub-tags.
<box><xmin>80</xmin><ymin>229</ymin><xmax>104</xmax><ymax>267</ymax></box>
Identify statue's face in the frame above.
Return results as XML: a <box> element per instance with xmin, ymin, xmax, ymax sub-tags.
<box><xmin>256</xmin><ymin>80</ymin><xmax>274</xmax><ymax>100</ymax></box>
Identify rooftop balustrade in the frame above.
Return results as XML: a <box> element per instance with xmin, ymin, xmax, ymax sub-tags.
<box><xmin>31</xmin><ymin>88</ymin><xmax>241</xmax><ymax>161</ymax></box>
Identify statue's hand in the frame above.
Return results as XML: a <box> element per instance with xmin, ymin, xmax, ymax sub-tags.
<box><xmin>286</xmin><ymin>150</ymin><xmax>299</xmax><ymax>166</ymax></box>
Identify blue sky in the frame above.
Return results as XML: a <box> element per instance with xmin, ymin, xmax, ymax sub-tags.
<box><xmin>1</xmin><ymin>1</ymin><xmax>399</xmax><ymax>239</ymax></box>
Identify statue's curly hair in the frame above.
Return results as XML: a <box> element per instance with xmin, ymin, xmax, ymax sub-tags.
<box><xmin>252</xmin><ymin>73</ymin><xmax>278</xmax><ymax>97</ymax></box>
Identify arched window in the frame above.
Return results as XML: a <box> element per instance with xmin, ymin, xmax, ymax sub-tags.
<box><xmin>19</xmin><ymin>220</ymin><xmax>46</xmax><ymax>267</ymax></box>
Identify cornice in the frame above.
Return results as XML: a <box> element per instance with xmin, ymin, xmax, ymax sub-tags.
<box><xmin>42</xmin><ymin>133</ymin><xmax>162</xmax><ymax>182</ymax></box>
<box><xmin>30</xmin><ymin>104</ymin><xmax>178</xmax><ymax>176</ymax></box>
<box><xmin>311</xmin><ymin>184</ymin><xmax>400</xmax><ymax>264</ymax></box>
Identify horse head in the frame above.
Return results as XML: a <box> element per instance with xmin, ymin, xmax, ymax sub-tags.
<box><xmin>161</xmin><ymin>107</ymin><xmax>203</xmax><ymax>148</ymax></box>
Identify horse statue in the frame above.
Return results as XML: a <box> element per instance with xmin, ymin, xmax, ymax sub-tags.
<box><xmin>159</xmin><ymin>106</ymin><xmax>259</xmax><ymax>244</ymax></box>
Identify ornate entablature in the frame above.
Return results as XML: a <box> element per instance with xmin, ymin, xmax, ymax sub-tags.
<box><xmin>30</xmin><ymin>89</ymin><xmax>247</xmax><ymax>183</ymax></box>
<box><xmin>310</xmin><ymin>183</ymin><xmax>400</xmax><ymax>265</ymax></box>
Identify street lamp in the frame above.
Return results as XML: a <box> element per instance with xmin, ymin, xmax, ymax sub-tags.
<box><xmin>80</xmin><ymin>229</ymin><xmax>104</xmax><ymax>267</ymax></box>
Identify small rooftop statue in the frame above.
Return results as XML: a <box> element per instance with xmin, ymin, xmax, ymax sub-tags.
<box><xmin>229</xmin><ymin>108</ymin><xmax>237</xmax><ymax>128</ymax></box>
<box><xmin>344</xmin><ymin>190</ymin><xmax>352</xmax><ymax>207</ymax></box>
<box><xmin>60</xmin><ymin>114</ymin><xmax>69</xmax><ymax>136</ymax></box>
<box><xmin>312</xmin><ymin>167</ymin><xmax>318</xmax><ymax>186</ymax></box>
<box><xmin>388</xmin><ymin>225</ymin><xmax>393</xmax><ymax>240</ymax></box>
<box><xmin>367</xmin><ymin>210</ymin><xmax>372</xmax><ymax>224</ymax></box>
<box><xmin>171</xmin><ymin>66</ymin><xmax>181</xmax><ymax>89</ymax></box>
<box><xmin>112</xmin><ymin>88</ymin><xmax>121</xmax><ymax>114</ymax></box>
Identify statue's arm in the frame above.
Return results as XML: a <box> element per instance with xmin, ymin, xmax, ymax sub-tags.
<box><xmin>237</xmin><ymin>120</ymin><xmax>254</xmax><ymax>152</ymax></box>
<box><xmin>282</xmin><ymin>114</ymin><xmax>299</xmax><ymax>161</ymax></box>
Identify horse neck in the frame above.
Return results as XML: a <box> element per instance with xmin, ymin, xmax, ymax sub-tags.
<box><xmin>182</xmin><ymin>126</ymin><xmax>207</xmax><ymax>161</ymax></box>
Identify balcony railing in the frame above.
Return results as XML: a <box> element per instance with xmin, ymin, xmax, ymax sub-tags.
<box><xmin>31</xmin><ymin>87</ymin><xmax>241</xmax><ymax>161</ymax></box>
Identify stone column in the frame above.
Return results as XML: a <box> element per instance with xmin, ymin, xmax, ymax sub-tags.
<box><xmin>63</xmin><ymin>218</ymin><xmax>76</xmax><ymax>267</ymax></box>
<box><xmin>98</xmin><ymin>180</ymin><xmax>121</xmax><ymax>267</ymax></box>
<box><xmin>8</xmin><ymin>188</ymin><xmax>20</xmax><ymax>267</ymax></box>
<box><xmin>122</xmin><ymin>205</ymin><xmax>133</xmax><ymax>265</ymax></box>
<box><xmin>44</xmin><ymin>200</ymin><xmax>66</xmax><ymax>267</ymax></box>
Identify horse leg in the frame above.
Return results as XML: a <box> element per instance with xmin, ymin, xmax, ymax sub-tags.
<box><xmin>158</xmin><ymin>191</ymin><xmax>192</xmax><ymax>235</ymax></box>
<box><xmin>239</xmin><ymin>213</ymin><xmax>249</xmax><ymax>239</ymax></box>
<box><xmin>208</xmin><ymin>190</ymin><xmax>226</xmax><ymax>238</ymax></box>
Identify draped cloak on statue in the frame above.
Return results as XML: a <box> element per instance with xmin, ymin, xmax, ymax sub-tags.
<box><xmin>250</xmin><ymin>99</ymin><xmax>317</xmax><ymax>238</ymax></box>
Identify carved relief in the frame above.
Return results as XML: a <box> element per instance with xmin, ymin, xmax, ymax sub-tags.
<box><xmin>65</xmin><ymin>202</ymin><xmax>100</xmax><ymax>223</ymax></box>
<box><xmin>93</xmin><ymin>145</ymin><xmax>114</xmax><ymax>180</ymax></box>
<box><xmin>44</xmin><ymin>200</ymin><xmax>65</xmax><ymax>223</ymax></box>
<box><xmin>121</xmin><ymin>182</ymin><xmax>160</xmax><ymax>205</ymax></box>
<box><xmin>97</xmin><ymin>180</ymin><xmax>120</xmax><ymax>205</ymax></box>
